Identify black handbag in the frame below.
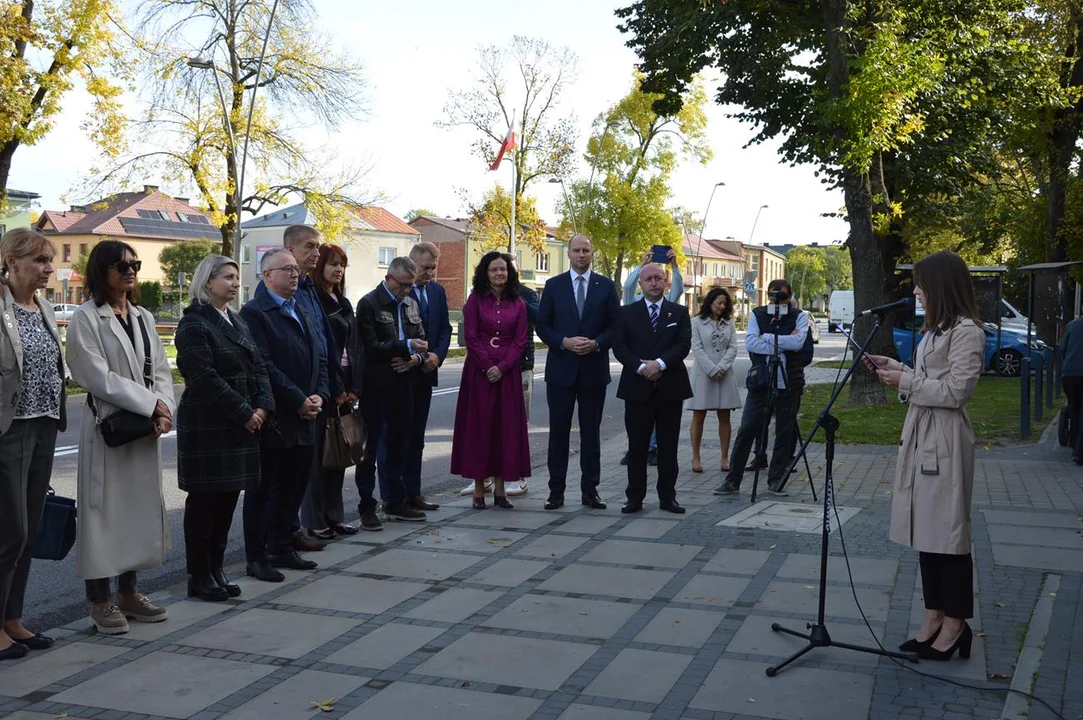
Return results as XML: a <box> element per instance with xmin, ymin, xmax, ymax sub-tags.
<box><xmin>33</xmin><ymin>488</ymin><xmax>77</xmax><ymax>561</ymax></box>
<box><xmin>745</xmin><ymin>361</ymin><xmax>772</xmax><ymax>392</ymax></box>
<box><xmin>88</xmin><ymin>314</ymin><xmax>158</xmax><ymax>447</ymax></box>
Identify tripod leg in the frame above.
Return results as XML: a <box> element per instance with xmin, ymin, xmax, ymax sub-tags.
<box><xmin>765</xmin><ymin>642</ymin><xmax>815</xmax><ymax>677</ymax></box>
<box><xmin>793</xmin><ymin>418</ymin><xmax>818</xmax><ymax>501</ymax></box>
<box><xmin>830</xmin><ymin>638</ymin><xmax>918</xmax><ymax>662</ymax></box>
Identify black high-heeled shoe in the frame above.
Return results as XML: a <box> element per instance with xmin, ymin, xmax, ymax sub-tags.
<box><xmin>472</xmin><ymin>496</ymin><xmax>486</xmax><ymax>510</ymax></box>
<box><xmin>494</xmin><ymin>495</ymin><xmax>514</xmax><ymax>509</ymax></box>
<box><xmin>918</xmin><ymin>623</ymin><xmax>972</xmax><ymax>661</ymax></box>
<box><xmin>188</xmin><ymin>575</ymin><xmax>229</xmax><ymax>602</ymax></box>
<box><xmin>899</xmin><ymin>625</ymin><xmax>941</xmax><ymax>652</ymax></box>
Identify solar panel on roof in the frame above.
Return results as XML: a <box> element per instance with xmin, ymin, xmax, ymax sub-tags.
<box><xmin>119</xmin><ymin>217</ymin><xmax>218</xmax><ymax>240</ymax></box>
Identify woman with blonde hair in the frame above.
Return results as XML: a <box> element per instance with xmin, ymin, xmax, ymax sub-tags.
<box><xmin>0</xmin><ymin>229</ymin><xmax>66</xmax><ymax>657</ymax></box>
<box><xmin>175</xmin><ymin>254</ymin><xmax>274</xmax><ymax>601</ymax></box>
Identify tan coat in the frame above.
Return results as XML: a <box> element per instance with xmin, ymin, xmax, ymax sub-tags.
<box><xmin>688</xmin><ymin>316</ymin><xmax>741</xmax><ymax>411</ymax></box>
<box><xmin>66</xmin><ymin>301</ymin><xmax>176</xmax><ymax>579</ymax></box>
<box><xmin>887</xmin><ymin>318</ymin><xmax>984</xmax><ymax>555</ymax></box>
<box><xmin>0</xmin><ymin>283</ymin><xmax>67</xmax><ymax>434</ymax></box>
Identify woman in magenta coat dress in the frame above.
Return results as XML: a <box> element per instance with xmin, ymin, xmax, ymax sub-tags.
<box><xmin>450</xmin><ymin>251</ymin><xmax>531</xmax><ymax>509</ymax></box>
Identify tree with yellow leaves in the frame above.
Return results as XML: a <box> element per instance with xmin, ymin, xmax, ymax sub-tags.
<box><xmin>0</xmin><ymin>0</ymin><xmax>127</xmax><ymax>202</ymax></box>
<box><xmin>81</xmin><ymin>0</ymin><xmax>371</xmax><ymax>256</ymax></box>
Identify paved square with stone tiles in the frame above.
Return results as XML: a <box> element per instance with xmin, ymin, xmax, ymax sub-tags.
<box><xmin>1</xmin><ymin>402</ymin><xmax>1080</xmax><ymax>720</ymax></box>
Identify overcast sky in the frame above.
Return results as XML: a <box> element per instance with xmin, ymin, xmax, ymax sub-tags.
<box><xmin>11</xmin><ymin>0</ymin><xmax>848</xmax><ymax>247</ymax></box>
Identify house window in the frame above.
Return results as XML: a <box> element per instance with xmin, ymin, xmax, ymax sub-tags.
<box><xmin>242</xmin><ymin>245</ymin><xmax>251</xmax><ymax>264</ymax></box>
<box><xmin>515</xmin><ymin>250</ymin><xmax>523</xmax><ymax>269</ymax></box>
<box><xmin>536</xmin><ymin>252</ymin><xmax>550</xmax><ymax>272</ymax></box>
<box><xmin>62</xmin><ymin>244</ymin><xmax>71</xmax><ymax>262</ymax></box>
<box><xmin>79</xmin><ymin>243</ymin><xmax>88</xmax><ymax>256</ymax></box>
<box><xmin>751</xmin><ymin>256</ymin><xmax>759</xmax><ymax>272</ymax></box>
<box><xmin>377</xmin><ymin>247</ymin><xmax>395</xmax><ymax>266</ymax></box>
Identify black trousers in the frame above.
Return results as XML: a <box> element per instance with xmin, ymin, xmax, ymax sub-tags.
<box><xmin>358</xmin><ymin>378</ymin><xmax>413</xmax><ymax>509</ymax></box>
<box><xmin>725</xmin><ymin>385</ymin><xmax>803</xmax><ymax>488</ymax></box>
<box><xmin>919</xmin><ymin>551</ymin><xmax>974</xmax><ymax>619</ymax></box>
<box><xmin>244</xmin><ymin>445</ymin><xmax>314</xmax><ymax>561</ymax></box>
<box><xmin>302</xmin><ymin>407</ymin><xmax>345</xmax><ymax>530</ymax></box>
<box><xmin>0</xmin><ymin>417</ymin><xmax>58</xmax><ymax>621</ymax></box>
<box><xmin>400</xmin><ymin>375</ymin><xmax>434</xmax><ymax>498</ymax></box>
<box><xmin>625</xmin><ymin>397</ymin><xmax>682</xmax><ymax>504</ymax></box>
<box><xmin>86</xmin><ymin>572</ymin><xmax>137</xmax><ymax>603</ymax></box>
<box><xmin>1064</xmin><ymin>376</ymin><xmax>1083</xmax><ymax>460</ymax></box>
<box><xmin>546</xmin><ymin>379</ymin><xmax>607</xmax><ymax>495</ymax></box>
<box><xmin>184</xmin><ymin>490</ymin><xmax>240</xmax><ymax>576</ymax></box>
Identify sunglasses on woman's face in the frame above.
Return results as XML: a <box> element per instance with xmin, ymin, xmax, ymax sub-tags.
<box><xmin>111</xmin><ymin>260</ymin><xmax>142</xmax><ymax>274</ymax></box>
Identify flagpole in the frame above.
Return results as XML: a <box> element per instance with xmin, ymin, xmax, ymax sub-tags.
<box><xmin>509</xmin><ymin>111</ymin><xmax>517</xmax><ymax>257</ymax></box>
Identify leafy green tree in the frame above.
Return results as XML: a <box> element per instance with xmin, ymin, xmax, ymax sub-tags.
<box><xmin>617</xmin><ymin>0</ymin><xmax>1037</xmax><ymax>403</ymax></box>
<box><xmin>70</xmin><ymin>241</ymin><xmax>98</xmax><ymax>278</ymax></box>
<box><xmin>0</xmin><ymin>0</ymin><xmax>127</xmax><ymax>201</ymax></box>
<box><xmin>137</xmin><ymin>280</ymin><xmax>164</xmax><ymax>312</ymax></box>
<box><xmin>555</xmin><ymin>74</ymin><xmax>710</xmax><ymax>285</ymax></box>
<box><xmin>404</xmin><ymin>208</ymin><xmax>439</xmax><ymax>223</ymax></box>
<box><xmin>462</xmin><ymin>185</ymin><xmax>546</xmax><ymax>253</ymax></box>
<box><xmin>824</xmin><ymin>246</ymin><xmax>853</xmax><ymax>293</ymax></box>
<box><xmin>786</xmin><ymin>247</ymin><xmax>828</xmax><ymax>307</ymax></box>
<box><xmin>159</xmin><ymin>240</ymin><xmax>221</xmax><ymax>287</ymax></box>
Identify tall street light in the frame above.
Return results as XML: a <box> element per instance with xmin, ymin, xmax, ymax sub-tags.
<box><xmin>748</xmin><ymin>204</ymin><xmax>769</xmax><ymax>244</ymax></box>
<box><xmin>580</xmin><ymin>119</ymin><xmax>620</xmax><ymax>233</ymax></box>
<box><xmin>549</xmin><ymin>177</ymin><xmax>577</xmax><ymax>235</ymax></box>
<box><xmin>692</xmin><ymin>181</ymin><xmax>725</xmax><ymax>298</ymax></box>
<box><xmin>187</xmin><ymin>56</ymin><xmax>241</xmax><ymax>259</ymax></box>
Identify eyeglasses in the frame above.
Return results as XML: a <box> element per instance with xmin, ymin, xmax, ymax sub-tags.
<box><xmin>111</xmin><ymin>260</ymin><xmax>142</xmax><ymax>274</ymax></box>
<box><xmin>269</xmin><ymin>265</ymin><xmax>301</xmax><ymax>276</ymax></box>
<box><xmin>386</xmin><ymin>273</ymin><xmax>414</xmax><ymax>287</ymax></box>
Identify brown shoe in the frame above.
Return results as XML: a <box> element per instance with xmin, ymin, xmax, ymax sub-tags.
<box><xmin>115</xmin><ymin>594</ymin><xmax>167</xmax><ymax>623</ymax></box>
<box><xmin>90</xmin><ymin>603</ymin><xmax>130</xmax><ymax>635</ymax></box>
<box><xmin>292</xmin><ymin>529</ymin><xmax>327</xmax><ymax>552</ymax></box>
<box><xmin>407</xmin><ymin>496</ymin><xmax>440</xmax><ymax>511</ymax></box>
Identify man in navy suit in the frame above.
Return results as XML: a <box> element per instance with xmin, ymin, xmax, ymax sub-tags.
<box><xmin>239</xmin><ymin>248</ymin><xmax>330</xmax><ymax>582</ymax></box>
<box><xmin>394</xmin><ymin>241</ymin><xmax>452</xmax><ymax>510</ymax></box>
<box><xmin>536</xmin><ymin>234</ymin><xmax>621</xmax><ymax>510</ymax></box>
<box><xmin>612</xmin><ymin>264</ymin><xmax>693</xmax><ymax>514</ymax></box>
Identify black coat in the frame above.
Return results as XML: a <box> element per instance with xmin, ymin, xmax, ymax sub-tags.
<box><xmin>356</xmin><ymin>284</ymin><xmax>426</xmax><ymax>387</ymax></box>
<box><xmin>240</xmin><ymin>283</ymin><xmax>331</xmax><ymax>448</ymax></box>
<box><xmin>175</xmin><ymin>303</ymin><xmax>275</xmax><ymax>492</ymax></box>
<box><xmin>319</xmin><ymin>289</ymin><xmax>363</xmax><ymax>397</ymax></box>
<box><xmin>613</xmin><ymin>299</ymin><xmax>694</xmax><ymax>403</ymax></box>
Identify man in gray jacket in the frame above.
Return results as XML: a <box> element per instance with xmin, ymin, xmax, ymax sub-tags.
<box><xmin>1060</xmin><ymin>309</ymin><xmax>1083</xmax><ymax>465</ymax></box>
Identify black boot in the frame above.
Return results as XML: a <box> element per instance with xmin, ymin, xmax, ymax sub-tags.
<box><xmin>212</xmin><ymin>568</ymin><xmax>241</xmax><ymax>597</ymax></box>
<box><xmin>188</xmin><ymin>574</ymin><xmax>229</xmax><ymax>602</ymax></box>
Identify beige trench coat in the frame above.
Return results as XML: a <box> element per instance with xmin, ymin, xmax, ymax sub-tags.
<box><xmin>689</xmin><ymin>316</ymin><xmax>741</xmax><ymax>410</ymax></box>
<box><xmin>887</xmin><ymin>318</ymin><xmax>984</xmax><ymax>555</ymax></box>
<box><xmin>66</xmin><ymin>301</ymin><xmax>176</xmax><ymax>579</ymax></box>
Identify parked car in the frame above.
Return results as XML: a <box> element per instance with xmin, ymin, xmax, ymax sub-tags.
<box><xmin>806</xmin><ymin>311</ymin><xmax>821</xmax><ymax>344</ymax></box>
<box><xmin>892</xmin><ymin>320</ymin><xmax>1046</xmax><ymax>377</ymax></box>
<box><xmin>52</xmin><ymin>303</ymin><xmax>80</xmax><ymax>321</ymax></box>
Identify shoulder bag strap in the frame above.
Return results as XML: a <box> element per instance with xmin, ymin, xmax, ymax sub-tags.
<box><xmin>136</xmin><ymin>313</ymin><xmax>153</xmax><ymax>389</ymax></box>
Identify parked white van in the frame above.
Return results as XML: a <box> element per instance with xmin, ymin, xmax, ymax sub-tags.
<box><xmin>828</xmin><ymin>290</ymin><xmax>854</xmax><ymax>332</ymax></box>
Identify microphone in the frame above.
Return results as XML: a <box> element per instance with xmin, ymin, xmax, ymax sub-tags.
<box><xmin>858</xmin><ymin>297</ymin><xmax>914</xmax><ymax>317</ymax></box>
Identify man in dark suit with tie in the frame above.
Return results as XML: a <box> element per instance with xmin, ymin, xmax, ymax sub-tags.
<box><xmin>239</xmin><ymin>247</ymin><xmax>330</xmax><ymax>581</ymax></box>
<box><xmin>612</xmin><ymin>263</ymin><xmax>693</xmax><ymax>514</ymax></box>
<box><xmin>395</xmin><ymin>241</ymin><xmax>452</xmax><ymax>510</ymax></box>
<box><xmin>536</xmin><ymin>234</ymin><xmax>621</xmax><ymax>510</ymax></box>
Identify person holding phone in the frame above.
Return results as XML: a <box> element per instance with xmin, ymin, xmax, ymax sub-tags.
<box><xmin>864</xmin><ymin>250</ymin><xmax>984</xmax><ymax>662</ymax></box>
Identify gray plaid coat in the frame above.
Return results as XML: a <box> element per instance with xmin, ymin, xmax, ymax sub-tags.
<box><xmin>175</xmin><ymin>303</ymin><xmax>275</xmax><ymax>493</ymax></box>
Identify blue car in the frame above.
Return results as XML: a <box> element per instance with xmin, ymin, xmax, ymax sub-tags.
<box><xmin>892</xmin><ymin>322</ymin><xmax>1046</xmax><ymax>377</ymax></box>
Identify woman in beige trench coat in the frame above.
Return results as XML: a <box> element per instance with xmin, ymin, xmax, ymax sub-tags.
<box><xmin>866</xmin><ymin>250</ymin><xmax>985</xmax><ymax>662</ymax></box>
<box><xmin>66</xmin><ymin>241</ymin><xmax>176</xmax><ymax>636</ymax></box>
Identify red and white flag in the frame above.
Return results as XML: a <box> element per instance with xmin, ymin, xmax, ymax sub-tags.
<box><xmin>489</xmin><ymin>116</ymin><xmax>516</xmax><ymax>171</ymax></box>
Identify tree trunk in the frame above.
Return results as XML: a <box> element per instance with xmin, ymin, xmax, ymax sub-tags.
<box><xmin>1046</xmin><ymin>10</ymin><xmax>1083</xmax><ymax>263</ymax></box>
<box><xmin>0</xmin><ymin>139</ymin><xmax>20</xmax><ymax>200</ymax></box>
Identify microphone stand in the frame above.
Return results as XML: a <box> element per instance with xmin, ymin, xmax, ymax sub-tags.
<box><xmin>765</xmin><ymin>312</ymin><xmax>918</xmax><ymax>676</ymax></box>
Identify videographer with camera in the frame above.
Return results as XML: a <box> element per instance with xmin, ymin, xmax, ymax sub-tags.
<box><xmin>715</xmin><ymin>278</ymin><xmax>811</xmax><ymax>497</ymax></box>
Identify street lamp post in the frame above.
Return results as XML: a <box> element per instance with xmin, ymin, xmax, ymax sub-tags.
<box><xmin>548</xmin><ymin>177</ymin><xmax>577</xmax><ymax>235</ymax></box>
<box><xmin>747</xmin><ymin>204</ymin><xmax>768</xmax><ymax>306</ymax></box>
<box><xmin>694</xmin><ymin>181</ymin><xmax>726</xmax><ymax>298</ymax></box>
<box><xmin>186</xmin><ymin>57</ymin><xmax>241</xmax><ymax>261</ymax></box>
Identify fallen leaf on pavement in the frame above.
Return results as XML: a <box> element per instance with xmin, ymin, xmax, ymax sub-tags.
<box><xmin>461</xmin><ymin>681</ymin><xmax>471</xmax><ymax>687</ymax></box>
<box><xmin>769</xmin><ymin>544</ymin><xmax>777</xmax><ymax>550</ymax></box>
<box><xmin>310</xmin><ymin>698</ymin><xmax>337</xmax><ymax>712</ymax></box>
<box><xmin>996</xmin><ymin>602</ymin><xmax>1006</xmax><ymax>608</ymax></box>
<box><xmin>988</xmin><ymin>673</ymin><xmax>1009</xmax><ymax>681</ymax></box>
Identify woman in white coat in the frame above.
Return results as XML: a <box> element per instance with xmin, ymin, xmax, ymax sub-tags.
<box><xmin>66</xmin><ymin>241</ymin><xmax>176</xmax><ymax>635</ymax></box>
<box><xmin>689</xmin><ymin>288</ymin><xmax>741</xmax><ymax>473</ymax></box>
<box><xmin>866</xmin><ymin>250</ymin><xmax>985</xmax><ymax>662</ymax></box>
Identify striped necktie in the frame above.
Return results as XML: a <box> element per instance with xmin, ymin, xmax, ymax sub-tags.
<box><xmin>649</xmin><ymin>303</ymin><xmax>659</xmax><ymax>332</ymax></box>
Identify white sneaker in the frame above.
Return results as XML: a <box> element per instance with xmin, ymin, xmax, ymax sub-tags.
<box><xmin>459</xmin><ymin>478</ymin><xmax>494</xmax><ymax>496</ymax></box>
<box><xmin>505</xmin><ymin>480</ymin><xmax>529</xmax><ymax>497</ymax></box>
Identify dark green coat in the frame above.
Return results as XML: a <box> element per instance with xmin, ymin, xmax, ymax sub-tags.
<box><xmin>175</xmin><ymin>303</ymin><xmax>275</xmax><ymax>492</ymax></box>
